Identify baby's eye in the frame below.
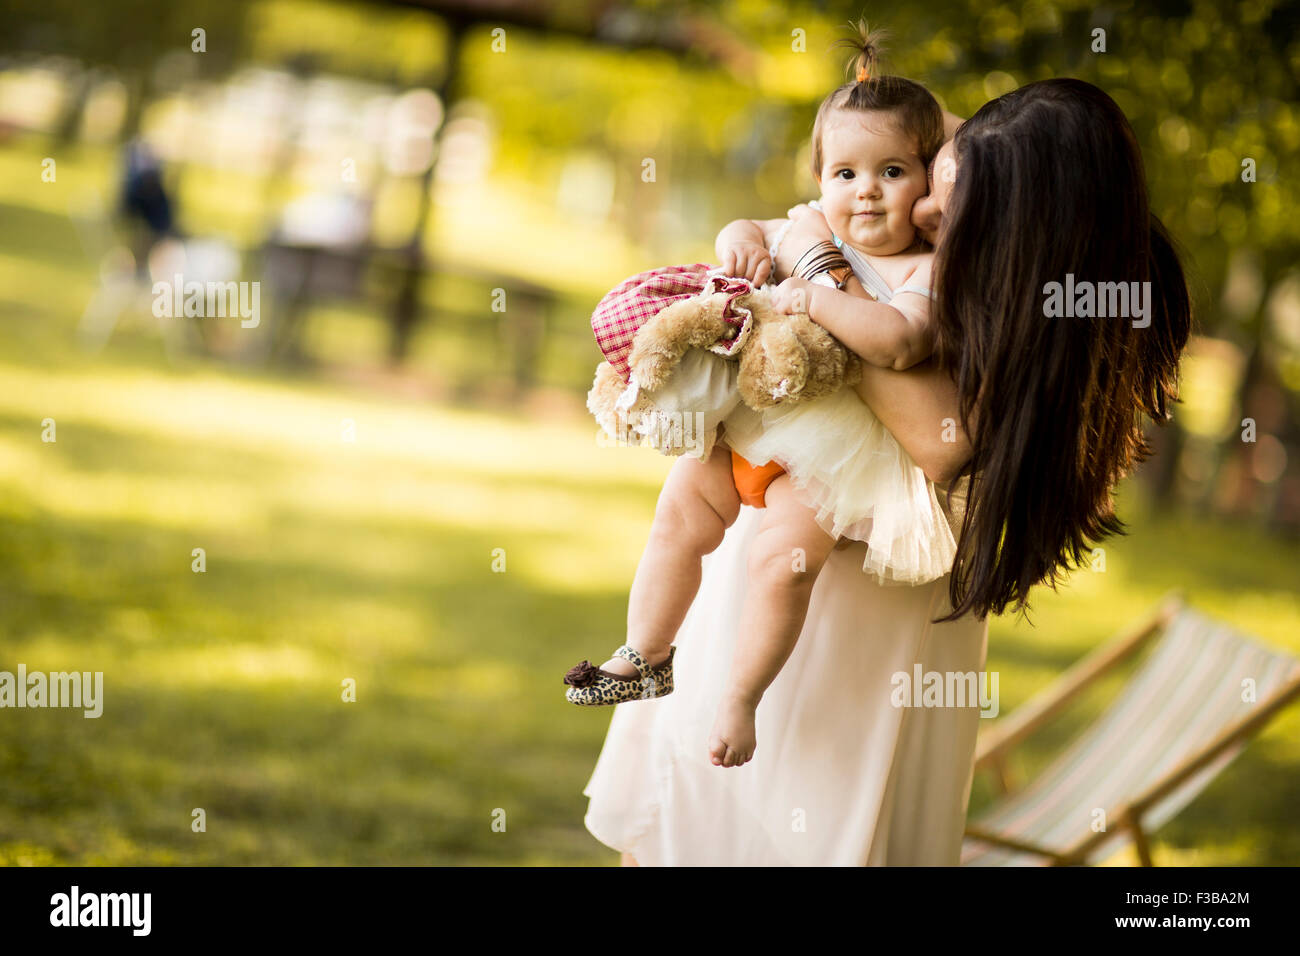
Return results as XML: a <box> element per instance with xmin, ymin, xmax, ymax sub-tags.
<box><xmin>835</xmin><ymin>168</ymin><xmax>855</xmax><ymax>180</ymax></box>
<box><xmin>882</xmin><ymin>166</ymin><xmax>904</xmax><ymax>179</ymax></box>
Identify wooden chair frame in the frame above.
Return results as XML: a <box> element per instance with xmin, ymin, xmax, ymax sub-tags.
<box><xmin>963</xmin><ymin>591</ymin><xmax>1300</xmax><ymax>866</ymax></box>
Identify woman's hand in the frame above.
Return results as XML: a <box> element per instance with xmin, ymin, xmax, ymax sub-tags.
<box><xmin>719</xmin><ymin>239</ymin><xmax>773</xmax><ymax>286</ymax></box>
<box><xmin>770</xmin><ymin>276</ymin><xmax>818</xmax><ymax>316</ymax></box>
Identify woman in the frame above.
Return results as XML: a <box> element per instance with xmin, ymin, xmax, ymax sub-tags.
<box><xmin>581</xmin><ymin>78</ymin><xmax>1191</xmax><ymax>865</ymax></box>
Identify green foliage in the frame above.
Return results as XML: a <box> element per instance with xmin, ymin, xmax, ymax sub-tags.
<box><xmin>0</xmin><ymin>0</ymin><xmax>254</xmax><ymax>78</ymax></box>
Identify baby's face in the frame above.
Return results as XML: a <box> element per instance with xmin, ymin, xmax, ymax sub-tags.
<box><xmin>815</xmin><ymin>109</ymin><xmax>928</xmax><ymax>256</ymax></box>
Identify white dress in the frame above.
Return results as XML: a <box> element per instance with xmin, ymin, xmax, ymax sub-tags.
<box><xmin>581</xmin><ymin>480</ymin><xmax>989</xmax><ymax>866</ymax></box>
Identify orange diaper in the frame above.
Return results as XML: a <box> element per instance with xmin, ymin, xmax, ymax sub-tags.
<box><xmin>730</xmin><ymin>451</ymin><xmax>786</xmax><ymax>508</ymax></box>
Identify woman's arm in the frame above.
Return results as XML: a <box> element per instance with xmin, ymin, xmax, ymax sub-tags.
<box><xmin>854</xmin><ymin>358</ymin><xmax>973</xmax><ymax>483</ymax></box>
<box><xmin>769</xmin><ymin>278</ymin><xmax>971</xmax><ymax>477</ymax></box>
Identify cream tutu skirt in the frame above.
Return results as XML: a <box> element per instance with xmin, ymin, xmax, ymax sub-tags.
<box><xmin>721</xmin><ymin>385</ymin><xmax>960</xmax><ymax>585</ymax></box>
<box><xmin>638</xmin><ymin>348</ymin><xmax>961</xmax><ymax>585</ymax></box>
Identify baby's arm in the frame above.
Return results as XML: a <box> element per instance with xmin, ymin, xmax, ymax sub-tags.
<box><xmin>714</xmin><ymin>218</ymin><xmax>791</xmax><ymax>286</ymax></box>
<box><xmin>813</xmin><ymin>262</ymin><xmax>936</xmax><ymax>371</ymax></box>
<box><xmin>774</xmin><ymin>208</ymin><xmax>936</xmax><ymax>370</ymax></box>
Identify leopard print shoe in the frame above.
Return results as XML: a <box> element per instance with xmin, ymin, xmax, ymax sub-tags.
<box><xmin>563</xmin><ymin>645</ymin><xmax>675</xmax><ymax>705</ymax></box>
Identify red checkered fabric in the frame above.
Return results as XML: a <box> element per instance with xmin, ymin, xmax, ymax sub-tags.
<box><xmin>591</xmin><ymin>263</ymin><xmax>757</xmax><ymax>382</ymax></box>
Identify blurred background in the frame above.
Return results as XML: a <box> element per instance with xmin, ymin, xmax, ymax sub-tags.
<box><xmin>0</xmin><ymin>0</ymin><xmax>1296</xmax><ymax>865</ymax></box>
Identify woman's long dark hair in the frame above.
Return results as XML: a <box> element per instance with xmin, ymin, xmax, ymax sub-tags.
<box><xmin>932</xmin><ymin>78</ymin><xmax>1192</xmax><ymax>622</ymax></box>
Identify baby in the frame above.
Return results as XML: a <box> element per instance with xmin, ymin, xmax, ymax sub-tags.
<box><xmin>566</xmin><ymin>34</ymin><xmax>953</xmax><ymax>769</ymax></box>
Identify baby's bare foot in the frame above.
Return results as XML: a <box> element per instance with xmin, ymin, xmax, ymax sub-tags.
<box><xmin>707</xmin><ymin>693</ymin><xmax>757</xmax><ymax>768</ymax></box>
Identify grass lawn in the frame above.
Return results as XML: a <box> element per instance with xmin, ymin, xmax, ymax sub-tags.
<box><xmin>1</xmin><ymin>139</ymin><xmax>1297</xmax><ymax>865</ymax></box>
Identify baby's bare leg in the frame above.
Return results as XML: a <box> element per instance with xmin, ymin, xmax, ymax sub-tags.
<box><xmin>600</xmin><ymin>445</ymin><xmax>741</xmax><ymax>678</ymax></box>
<box><xmin>708</xmin><ymin>475</ymin><xmax>837</xmax><ymax>767</ymax></box>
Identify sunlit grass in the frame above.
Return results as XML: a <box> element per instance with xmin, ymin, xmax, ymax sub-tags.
<box><xmin>0</xmin><ymin>160</ymin><xmax>675</xmax><ymax>859</ymax></box>
<box><xmin>0</xmin><ymin>352</ymin><xmax>673</xmax><ymax>862</ymax></box>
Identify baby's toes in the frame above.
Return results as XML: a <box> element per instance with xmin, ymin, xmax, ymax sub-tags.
<box><xmin>707</xmin><ymin>735</ymin><xmax>728</xmax><ymax>765</ymax></box>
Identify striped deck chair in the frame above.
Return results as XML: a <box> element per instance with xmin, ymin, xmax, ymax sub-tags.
<box><xmin>962</xmin><ymin>593</ymin><xmax>1300</xmax><ymax>866</ymax></box>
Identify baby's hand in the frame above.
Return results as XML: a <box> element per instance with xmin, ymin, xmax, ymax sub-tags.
<box><xmin>720</xmin><ymin>239</ymin><xmax>773</xmax><ymax>286</ymax></box>
<box><xmin>770</xmin><ymin>276</ymin><xmax>817</xmax><ymax>316</ymax></box>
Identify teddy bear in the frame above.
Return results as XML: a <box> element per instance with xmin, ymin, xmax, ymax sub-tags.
<box><xmin>587</xmin><ymin>279</ymin><xmax>862</xmax><ymax>459</ymax></box>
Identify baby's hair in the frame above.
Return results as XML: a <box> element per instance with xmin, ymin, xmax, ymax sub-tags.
<box><xmin>809</xmin><ymin>19</ymin><xmax>945</xmax><ymax>181</ymax></box>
